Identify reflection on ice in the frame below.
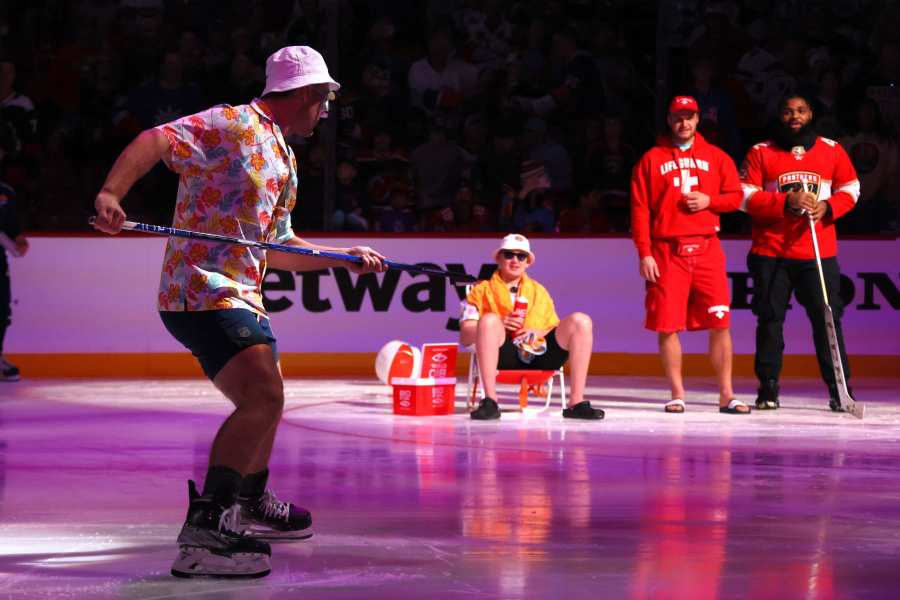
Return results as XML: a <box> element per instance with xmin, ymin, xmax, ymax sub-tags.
<box><xmin>0</xmin><ymin>376</ymin><xmax>897</xmax><ymax>598</ymax></box>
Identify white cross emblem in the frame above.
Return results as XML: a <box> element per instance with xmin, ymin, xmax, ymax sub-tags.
<box><xmin>708</xmin><ymin>305</ymin><xmax>729</xmax><ymax>319</ymax></box>
<box><xmin>672</xmin><ymin>169</ymin><xmax>698</xmax><ymax>193</ymax></box>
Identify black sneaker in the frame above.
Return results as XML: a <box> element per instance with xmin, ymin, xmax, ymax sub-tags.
<box><xmin>239</xmin><ymin>488</ymin><xmax>313</xmax><ymax>540</ymax></box>
<box><xmin>470</xmin><ymin>397</ymin><xmax>501</xmax><ymax>420</ymax></box>
<box><xmin>0</xmin><ymin>358</ymin><xmax>19</xmax><ymax>382</ymax></box>
<box><xmin>755</xmin><ymin>379</ymin><xmax>780</xmax><ymax>409</ymax></box>
<box><xmin>828</xmin><ymin>386</ymin><xmax>855</xmax><ymax>412</ymax></box>
<box><xmin>563</xmin><ymin>401</ymin><xmax>605</xmax><ymax>420</ymax></box>
<box><xmin>171</xmin><ymin>480</ymin><xmax>271</xmax><ymax>579</ymax></box>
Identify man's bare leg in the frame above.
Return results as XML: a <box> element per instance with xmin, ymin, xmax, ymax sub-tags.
<box><xmin>659</xmin><ymin>332</ymin><xmax>685</xmax><ymax>400</ymax></box>
<box><xmin>243</xmin><ymin>362</ymin><xmax>284</xmax><ymax>474</ymax></box>
<box><xmin>210</xmin><ymin>344</ymin><xmax>284</xmax><ymax>473</ymax></box>
<box><xmin>475</xmin><ymin>313</ymin><xmax>506</xmax><ymax>400</ymax></box>
<box><xmin>710</xmin><ymin>328</ymin><xmax>746</xmax><ymax>411</ymax></box>
<box><xmin>554</xmin><ymin>312</ymin><xmax>593</xmax><ymax>407</ymax></box>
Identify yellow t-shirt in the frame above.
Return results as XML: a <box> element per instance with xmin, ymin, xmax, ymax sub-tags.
<box><xmin>460</xmin><ymin>271</ymin><xmax>560</xmax><ymax>331</ymax></box>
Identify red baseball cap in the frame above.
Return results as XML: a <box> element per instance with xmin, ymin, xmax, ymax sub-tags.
<box><xmin>668</xmin><ymin>95</ymin><xmax>700</xmax><ymax>114</ymax></box>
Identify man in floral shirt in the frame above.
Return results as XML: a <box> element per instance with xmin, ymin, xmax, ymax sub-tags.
<box><xmin>94</xmin><ymin>46</ymin><xmax>386</xmax><ymax>579</ymax></box>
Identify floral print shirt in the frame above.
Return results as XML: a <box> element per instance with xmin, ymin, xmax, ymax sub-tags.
<box><xmin>154</xmin><ymin>100</ymin><xmax>297</xmax><ymax>316</ymax></box>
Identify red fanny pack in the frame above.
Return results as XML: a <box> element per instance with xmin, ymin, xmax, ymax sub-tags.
<box><xmin>674</xmin><ymin>236</ymin><xmax>710</xmax><ymax>257</ymax></box>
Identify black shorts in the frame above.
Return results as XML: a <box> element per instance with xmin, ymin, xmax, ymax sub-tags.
<box><xmin>497</xmin><ymin>329</ymin><xmax>569</xmax><ymax>371</ymax></box>
<box><xmin>159</xmin><ymin>309</ymin><xmax>278</xmax><ymax>380</ymax></box>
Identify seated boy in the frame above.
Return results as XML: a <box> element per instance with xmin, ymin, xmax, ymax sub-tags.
<box><xmin>460</xmin><ymin>234</ymin><xmax>604</xmax><ymax>420</ymax></box>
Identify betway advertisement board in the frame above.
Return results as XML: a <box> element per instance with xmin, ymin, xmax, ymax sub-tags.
<box><xmin>8</xmin><ymin>237</ymin><xmax>899</xmax><ymax>355</ymax></box>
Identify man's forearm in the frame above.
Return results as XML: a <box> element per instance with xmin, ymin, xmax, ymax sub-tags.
<box><xmin>289</xmin><ymin>236</ymin><xmax>350</xmax><ymax>254</ymax></box>
<box><xmin>267</xmin><ymin>236</ymin><xmax>353</xmax><ymax>272</ymax></box>
<box><xmin>100</xmin><ymin>129</ymin><xmax>169</xmax><ymax>200</ymax></box>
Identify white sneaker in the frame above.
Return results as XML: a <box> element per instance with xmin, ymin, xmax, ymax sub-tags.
<box><xmin>0</xmin><ymin>358</ymin><xmax>19</xmax><ymax>382</ymax></box>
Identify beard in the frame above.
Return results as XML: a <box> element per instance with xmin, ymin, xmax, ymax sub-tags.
<box><xmin>772</xmin><ymin>120</ymin><xmax>816</xmax><ymax>152</ymax></box>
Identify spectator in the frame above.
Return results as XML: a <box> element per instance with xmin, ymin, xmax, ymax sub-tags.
<box><xmin>330</xmin><ymin>161</ymin><xmax>370</xmax><ymax>231</ymax></box>
<box><xmin>687</xmin><ymin>1</ymin><xmax>748</xmax><ymax>74</ymax></box>
<box><xmin>478</xmin><ymin>117</ymin><xmax>522</xmax><ymax>206</ymax></box>
<box><xmin>358</xmin><ymin>128</ymin><xmax>411</xmax><ymax>207</ymax></box>
<box><xmin>291</xmin><ymin>144</ymin><xmax>326</xmax><ymax>231</ymax></box>
<box><xmin>0</xmin><ymin>60</ymin><xmax>37</xmax><ymax>186</ymax></box>
<box><xmin>457</xmin><ymin>0</ymin><xmax>513</xmax><ymax>72</ymax></box>
<box><xmin>864</xmin><ymin>40</ymin><xmax>900</xmax><ymax>135</ymax></box>
<box><xmin>449</xmin><ymin>180</ymin><xmax>493</xmax><ymax>232</ymax></box>
<box><xmin>522</xmin><ymin>117</ymin><xmax>572</xmax><ymax>194</ymax></box>
<box><xmin>0</xmin><ymin>180</ymin><xmax>27</xmax><ymax>380</ymax></box>
<box><xmin>214</xmin><ymin>52</ymin><xmax>263</xmax><ymax>106</ymax></box>
<box><xmin>813</xmin><ymin>68</ymin><xmax>845</xmax><ymax>140</ymax></box>
<box><xmin>176</xmin><ymin>30</ymin><xmax>208</xmax><ymax>83</ymax></box>
<box><xmin>410</xmin><ymin>121</ymin><xmax>465</xmax><ymax>227</ymax></box>
<box><xmin>579</xmin><ymin>113</ymin><xmax>636</xmax><ymax>231</ymax></box>
<box><xmin>507</xmin><ymin>24</ymin><xmax>602</xmax><ymax>119</ymax></box>
<box><xmin>840</xmin><ymin>98</ymin><xmax>899</xmax><ymax>232</ymax></box>
<box><xmin>736</xmin><ymin>18</ymin><xmax>781</xmax><ymax>127</ymax></box>
<box><xmin>125</xmin><ymin>51</ymin><xmax>204</xmax><ymax>129</ymax></box>
<box><xmin>685</xmin><ymin>54</ymin><xmax>743</xmax><ymax>163</ymax></box>
<box><xmin>514</xmin><ymin>190</ymin><xmax>556</xmax><ymax>233</ymax></box>
<box><xmin>558</xmin><ymin>189</ymin><xmax>611</xmax><ymax>234</ymax></box>
<box><xmin>356</xmin><ymin>58</ymin><xmax>411</xmax><ymax>143</ymax></box>
<box><xmin>408</xmin><ymin>26</ymin><xmax>478</xmax><ymax>127</ymax></box>
<box><xmin>376</xmin><ymin>186</ymin><xmax>417</xmax><ymax>232</ymax></box>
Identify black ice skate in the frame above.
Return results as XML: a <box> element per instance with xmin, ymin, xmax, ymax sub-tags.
<box><xmin>0</xmin><ymin>357</ymin><xmax>20</xmax><ymax>382</ymax></box>
<box><xmin>755</xmin><ymin>379</ymin><xmax>780</xmax><ymax>410</ymax></box>
<box><xmin>238</xmin><ymin>488</ymin><xmax>313</xmax><ymax>540</ymax></box>
<box><xmin>171</xmin><ymin>480</ymin><xmax>271</xmax><ymax>578</ymax></box>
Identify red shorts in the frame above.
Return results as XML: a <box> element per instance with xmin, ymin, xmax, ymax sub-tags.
<box><xmin>645</xmin><ymin>236</ymin><xmax>731</xmax><ymax>332</ymax></box>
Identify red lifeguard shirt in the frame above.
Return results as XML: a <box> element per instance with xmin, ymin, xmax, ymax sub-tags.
<box><xmin>630</xmin><ymin>132</ymin><xmax>742</xmax><ymax>259</ymax></box>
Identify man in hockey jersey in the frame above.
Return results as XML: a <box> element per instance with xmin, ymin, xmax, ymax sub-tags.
<box><xmin>740</xmin><ymin>94</ymin><xmax>860</xmax><ymax>411</ymax></box>
<box><xmin>630</xmin><ymin>96</ymin><xmax>749</xmax><ymax>414</ymax></box>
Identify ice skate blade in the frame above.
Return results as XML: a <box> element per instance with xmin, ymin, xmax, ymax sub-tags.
<box><xmin>170</xmin><ymin>546</ymin><xmax>271</xmax><ymax>578</ymax></box>
<box><xmin>243</xmin><ymin>526</ymin><xmax>314</xmax><ymax>541</ymax></box>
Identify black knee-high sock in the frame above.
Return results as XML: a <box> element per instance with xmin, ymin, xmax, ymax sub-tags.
<box><xmin>202</xmin><ymin>465</ymin><xmax>243</xmax><ymax>504</ymax></box>
<box><xmin>239</xmin><ymin>469</ymin><xmax>269</xmax><ymax>498</ymax></box>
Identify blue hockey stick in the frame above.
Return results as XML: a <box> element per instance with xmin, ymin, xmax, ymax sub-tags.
<box><xmin>90</xmin><ymin>218</ymin><xmax>477</xmax><ymax>283</ymax></box>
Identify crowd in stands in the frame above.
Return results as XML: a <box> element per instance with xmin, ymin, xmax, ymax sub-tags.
<box><xmin>0</xmin><ymin>0</ymin><xmax>897</xmax><ymax>235</ymax></box>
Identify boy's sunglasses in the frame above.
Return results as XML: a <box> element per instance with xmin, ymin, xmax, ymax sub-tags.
<box><xmin>501</xmin><ymin>250</ymin><xmax>529</xmax><ymax>261</ymax></box>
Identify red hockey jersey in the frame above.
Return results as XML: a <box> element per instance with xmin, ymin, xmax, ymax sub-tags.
<box><xmin>740</xmin><ymin>137</ymin><xmax>860</xmax><ymax>259</ymax></box>
<box><xmin>630</xmin><ymin>132</ymin><xmax>742</xmax><ymax>259</ymax></box>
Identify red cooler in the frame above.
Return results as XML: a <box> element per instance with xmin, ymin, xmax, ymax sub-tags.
<box><xmin>391</xmin><ymin>377</ymin><xmax>457</xmax><ymax>416</ymax></box>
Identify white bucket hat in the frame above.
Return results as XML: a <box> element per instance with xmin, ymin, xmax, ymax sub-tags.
<box><xmin>493</xmin><ymin>233</ymin><xmax>534</xmax><ymax>264</ymax></box>
<box><xmin>262</xmin><ymin>46</ymin><xmax>341</xmax><ymax>97</ymax></box>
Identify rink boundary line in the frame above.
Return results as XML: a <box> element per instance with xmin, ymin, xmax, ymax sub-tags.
<box><xmin>5</xmin><ymin>352</ymin><xmax>898</xmax><ymax>378</ymax></box>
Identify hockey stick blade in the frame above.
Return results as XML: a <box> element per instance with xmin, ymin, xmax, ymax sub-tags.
<box><xmin>823</xmin><ymin>305</ymin><xmax>864</xmax><ymax>419</ymax></box>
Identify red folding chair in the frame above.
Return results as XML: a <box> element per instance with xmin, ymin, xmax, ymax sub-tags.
<box><xmin>465</xmin><ymin>351</ymin><xmax>565</xmax><ymax>413</ymax></box>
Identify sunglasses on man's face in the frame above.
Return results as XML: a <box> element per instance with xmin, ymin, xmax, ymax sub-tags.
<box><xmin>501</xmin><ymin>250</ymin><xmax>529</xmax><ymax>261</ymax></box>
<box><xmin>317</xmin><ymin>91</ymin><xmax>336</xmax><ymax>118</ymax></box>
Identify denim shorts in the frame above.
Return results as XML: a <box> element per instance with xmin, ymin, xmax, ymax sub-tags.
<box><xmin>159</xmin><ymin>309</ymin><xmax>278</xmax><ymax>380</ymax></box>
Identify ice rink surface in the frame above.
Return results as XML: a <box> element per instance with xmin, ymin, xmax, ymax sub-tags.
<box><xmin>1</xmin><ymin>376</ymin><xmax>898</xmax><ymax>599</ymax></box>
